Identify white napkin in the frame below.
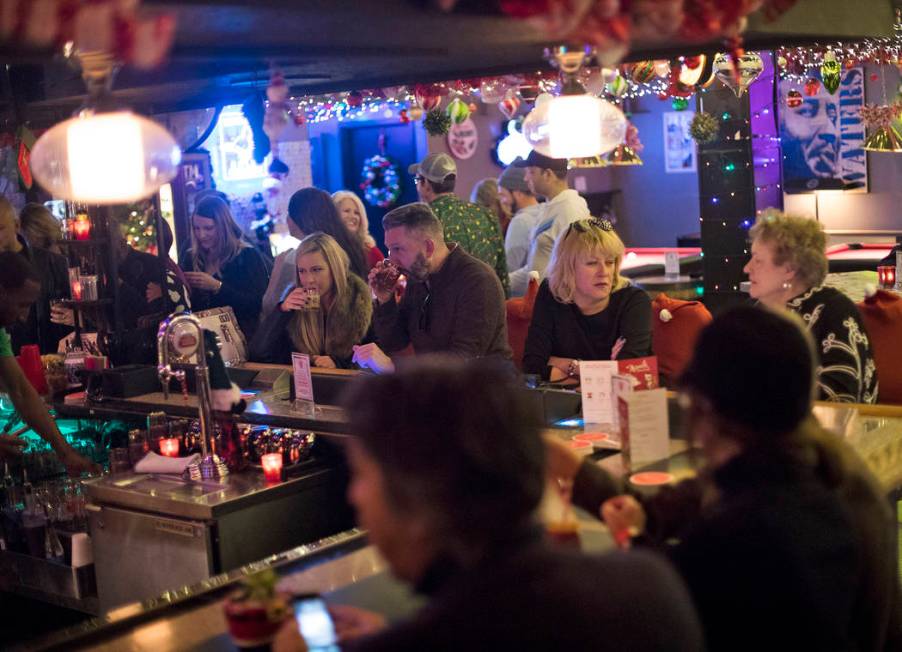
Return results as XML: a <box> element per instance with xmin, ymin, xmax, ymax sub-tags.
<box><xmin>134</xmin><ymin>452</ymin><xmax>200</xmax><ymax>475</ymax></box>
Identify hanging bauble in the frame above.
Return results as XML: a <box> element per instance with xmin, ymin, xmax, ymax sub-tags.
<box><xmin>399</xmin><ymin>109</ymin><xmax>410</xmax><ymax>124</ymax></box>
<box><xmin>601</xmin><ymin>68</ymin><xmax>619</xmax><ymax>84</ymax></box>
<box><xmin>347</xmin><ymin>91</ymin><xmax>364</xmax><ymax>108</ymax></box>
<box><xmin>423</xmin><ymin>109</ymin><xmax>452</xmax><ymax>136</ymax></box>
<box><xmin>804</xmin><ymin>78</ymin><xmax>821</xmax><ymax>97</ymax></box>
<box><xmin>408</xmin><ymin>106</ymin><xmax>424</xmax><ymax>121</ymax></box>
<box><xmin>534</xmin><ymin>92</ymin><xmax>553</xmax><ymax>108</ymax></box>
<box><xmin>415</xmin><ymin>84</ymin><xmax>441</xmax><ymax>112</ymax></box>
<box><xmin>678</xmin><ymin>55</ymin><xmax>708</xmax><ymax>86</ymax></box>
<box><xmin>657</xmin><ymin>91</ymin><xmax>669</xmax><ymax>101</ymax></box>
<box><xmin>446</xmin><ymin>97</ymin><xmax>471</xmax><ymax>124</ymax></box>
<box><xmin>583</xmin><ymin>69</ymin><xmax>607</xmax><ymax>95</ymax></box>
<box><xmin>480</xmin><ymin>78</ymin><xmax>508</xmax><ymax>104</ymax></box>
<box><xmin>821</xmin><ymin>50</ymin><xmax>841</xmax><ymax>95</ymax></box>
<box><xmin>713</xmin><ymin>52</ymin><xmax>763</xmax><ymax>97</ymax></box>
<box><xmin>689</xmin><ymin>111</ymin><xmax>719</xmax><ymax>144</ymax></box>
<box><xmin>293</xmin><ymin>113</ymin><xmax>306</xmax><ymax>126</ymax></box>
<box><xmin>266</xmin><ymin>71</ymin><xmax>289</xmax><ymax>103</ymax></box>
<box><xmin>630</xmin><ymin>60</ymin><xmax>656</xmax><ymax>84</ymax></box>
<box><xmin>468</xmin><ymin>102</ymin><xmax>478</xmax><ymax>113</ymax></box>
<box><xmin>499</xmin><ymin>91</ymin><xmax>521</xmax><ymax>119</ymax></box>
<box><xmin>786</xmin><ymin>90</ymin><xmax>803</xmax><ymax>109</ymax></box>
<box><xmin>861</xmin><ymin>103</ymin><xmax>902</xmax><ymax>152</ymax></box>
<box><xmin>382</xmin><ymin>86</ymin><xmax>407</xmax><ymax>102</ymax></box>
<box><xmin>671</xmin><ymin>97</ymin><xmax>689</xmax><ymax>111</ymax></box>
<box><xmin>605</xmin><ymin>73</ymin><xmax>629</xmax><ymax>98</ymax></box>
<box><xmin>776</xmin><ymin>55</ymin><xmax>788</xmax><ymax>69</ymax></box>
<box><xmin>684</xmin><ymin>55</ymin><xmax>702</xmax><ymax>70</ymax></box>
<box><xmin>654</xmin><ymin>60</ymin><xmax>671</xmax><ymax>78</ymax></box>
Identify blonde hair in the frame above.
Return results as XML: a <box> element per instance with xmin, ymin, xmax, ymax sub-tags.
<box><xmin>332</xmin><ymin>191</ymin><xmax>371</xmax><ymax>244</ymax></box>
<box><xmin>20</xmin><ymin>204</ymin><xmax>62</xmax><ymax>250</ymax></box>
<box><xmin>748</xmin><ymin>209</ymin><xmax>827</xmax><ymax>289</ymax></box>
<box><xmin>189</xmin><ymin>196</ymin><xmax>248</xmax><ymax>276</ymax></box>
<box><xmin>289</xmin><ymin>232</ymin><xmax>351</xmax><ymax>356</ymax></box>
<box><xmin>547</xmin><ymin>218</ymin><xmax>627</xmax><ymax>304</ymax></box>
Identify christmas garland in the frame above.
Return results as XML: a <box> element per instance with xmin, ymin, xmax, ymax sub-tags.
<box><xmin>360</xmin><ymin>155</ymin><xmax>401</xmax><ymax>209</ymax></box>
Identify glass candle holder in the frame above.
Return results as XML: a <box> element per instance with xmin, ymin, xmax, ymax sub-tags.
<box><xmin>72</xmin><ymin>214</ymin><xmax>91</xmax><ymax>240</ymax></box>
<box><xmin>159</xmin><ymin>437</ymin><xmax>180</xmax><ymax>457</ymax></box>
<box><xmin>877</xmin><ymin>265</ymin><xmax>896</xmax><ymax>289</ymax></box>
<box><xmin>260</xmin><ymin>453</ymin><xmax>283</xmax><ymax>482</ymax></box>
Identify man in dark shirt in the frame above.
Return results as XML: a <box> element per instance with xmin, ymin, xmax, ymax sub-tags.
<box><xmin>352</xmin><ymin>203</ymin><xmax>511</xmax><ymax>374</ymax></box>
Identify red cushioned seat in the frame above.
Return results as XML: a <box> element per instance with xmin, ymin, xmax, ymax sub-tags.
<box><xmin>857</xmin><ymin>289</ymin><xmax>902</xmax><ymax>405</ymax></box>
<box><xmin>652</xmin><ymin>293</ymin><xmax>712</xmax><ymax>386</ymax></box>
<box><xmin>506</xmin><ymin>273</ymin><xmax>540</xmax><ymax>371</ymax></box>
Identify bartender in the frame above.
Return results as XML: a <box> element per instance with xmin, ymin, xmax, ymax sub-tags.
<box><xmin>0</xmin><ymin>252</ymin><xmax>98</xmax><ymax>476</ymax></box>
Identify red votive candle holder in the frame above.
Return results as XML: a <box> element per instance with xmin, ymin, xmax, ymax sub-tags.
<box><xmin>261</xmin><ymin>453</ymin><xmax>283</xmax><ymax>482</ymax></box>
<box><xmin>159</xmin><ymin>437</ymin><xmax>180</xmax><ymax>457</ymax></box>
<box><xmin>877</xmin><ymin>265</ymin><xmax>896</xmax><ymax>289</ymax></box>
<box><xmin>72</xmin><ymin>215</ymin><xmax>91</xmax><ymax>240</ymax></box>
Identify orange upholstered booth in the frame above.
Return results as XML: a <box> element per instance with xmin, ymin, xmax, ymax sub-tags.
<box><xmin>857</xmin><ymin>289</ymin><xmax>902</xmax><ymax>405</ymax></box>
<box><xmin>652</xmin><ymin>293</ymin><xmax>713</xmax><ymax>386</ymax></box>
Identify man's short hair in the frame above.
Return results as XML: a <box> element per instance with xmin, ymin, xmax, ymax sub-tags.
<box><xmin>426</xmin><ymin>174</ymin><xmax>456</xmax><ymax>195</ymax></box>
<box><xmin>382</xmin><ymin>202</ymin><xmax>444</xmax><ymax>239</ymax></box>
<box><xmin>0</xmin><ymin>252</ymin><xmax>40</xmax><ymax>291</ymax></box>
<box><xmin>341</xmin><ymin>356</ymin><xmax>544</xmax><ymax>552</ymax></box>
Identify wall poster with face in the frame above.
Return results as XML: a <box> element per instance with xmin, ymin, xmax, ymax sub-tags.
<box><xmin>779</xmin><ymin>67</ymin><xmax>867</xmax><ymax>193</ymax></box>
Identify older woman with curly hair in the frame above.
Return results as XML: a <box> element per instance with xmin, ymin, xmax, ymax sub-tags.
<box><xmin>744</xmin><ymin>209</ymin><xmax>877</xmax><ymax>403</ymax></box>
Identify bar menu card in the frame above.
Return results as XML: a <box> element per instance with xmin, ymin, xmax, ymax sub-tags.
<box><xmin>580</xmin><ymin>356</ymin><xmax>660</xmax><ymax>426</ymax></box>
<box><xmin>619</xmin><ymin>387</ymin><xmax>669</xmax><ymax>469</ymax></box>
<box><xmin>291</xmin><ymin>352</ymin><xmax>314</xmax><ymax>402</ymax></box>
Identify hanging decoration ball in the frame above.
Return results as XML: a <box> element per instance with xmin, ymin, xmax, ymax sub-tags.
<box><xmin>408</xmin><ymin>106</ymin><xmax>424</xmax><ymax>121</ymax></box>
<box><xmin>468</xmin><ymin>102</ymin><xmax>478</xmax><ymax>113</ymax></box>
<box><xmin>605</xmin><ymin>73</ymin><xmax>629</xmax><ymax>98</ymax></box>
<box><xmin>423</xmin><ymin>109</ymin><xmax>452</xmax><ymax>137</ymax></box>
<box><xmin>382</xmin><ymin>86</ymin><xmax>407</xmax><ymax>102</ymax></box>
<box><xmin>480</xmin><ymin>78</ymin><xmax>508</xmax><ymax>104</ymax></box>
<box><xmin>534</xmin><ymin>92</ymin><xmax>554</xmax><ymax>109</ymax></box>
<box><xmin>683</xmin><ymin>55</ymin><xmax>702</xmax><ymax>70</ymax></box>
<box><xmin>821</xmin><ymin>50</ymin><xmax>841</xmax><ymax>95</ymax></box>
<box><xmin>266</xmin><ymin>71</ymin><xmax>289</xmax><ymax>104</ymax></box>
<box><xmin>777</xmin><ymin>55</ymin><xmax>788</xmax><ymax>69</ymax></box>
<box><xmin>399</xmin><ymin>109</ymin><xmax>410</xmax><ymax>124</ymax></box>
<box><xmin>415</xmin><ymin>85</ymin><xmax>441</xmax><ymax>112</ymax></box>
<box><xmin>786</xmin><ymin>90</ymin><xmax>803</xmax><ymax>109</ymax></box>
<box><xmin>629</xmin><ymin>60</ymin><xmax>657</xmax><ymax>84</ymax></box>
<box><xmin>446</xmin><ymin>97</ymin><xmax>471</xmax><ymax>124</ymax></box>
<box><xmin>499</xmin><ymin>91</ymin><xmax>521</xmax><ymax>119</ymax></box>
<box><xmin>347</xmin><ymin>91</ymin><xmax>364</xmax><ymax>108</ymax></box>
<box><xmin>713</xmin><ymin>51</ymin><xmax>763</xmax><ymax>97</ymax></box>
<box><xmin>293</xmin><ymin>113</ymin><xmax>306</xmax><ymax>126</ymax></box>
<box><xmin>654</xmin><ymin>60</ymin><xmax>671</xmax><ymax>78</ymax></box>
<box><xmin>689</xmin><ymin>111</ymin><xmax>719</xmax><ymax>144</ymax></box>
<box><xmin>804</xmin><ymin>78</ymin><xmax>821</xmax><ymax>97</ymax></box>
<box><xmin>657</xmin><ymin>91</ymin><xmax>670</xmax><ymax>101</ymax></box>
<box><xmin>671</xmin><ymin>97</ymin><xmax>689</xmax><ymax>111</ymax></box>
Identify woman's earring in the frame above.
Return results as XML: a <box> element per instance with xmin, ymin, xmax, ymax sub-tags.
<box><xmin>781</xmin><ymin>281</ymin><xmax>792</xmax><ymax>290</ymax></box>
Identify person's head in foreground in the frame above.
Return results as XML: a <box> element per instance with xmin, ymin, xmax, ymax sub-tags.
<box><xmin>743</xmin><ymin>209</ymin><xmax>827</xmax><ymax>309</ymax></box>
<box><xmin>679</xmin><ymin>304</ymin><xmax>815</xmax><ymax>466</ymax></box>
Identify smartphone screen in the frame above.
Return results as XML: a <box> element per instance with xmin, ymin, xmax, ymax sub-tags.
<box><xmin>294</xmin><ymin>595</ymin><xmax>338</xmax><ymax>650</ymax></box>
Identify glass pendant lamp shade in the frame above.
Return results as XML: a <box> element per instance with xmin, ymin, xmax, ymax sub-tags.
<box><xmin>30</xmin><ymin>108</ymin><xmax>182</xmax><ymax>204</ymax></box>
<box><xmin>522</xmin><ymin>94</ymin><xmax>627</xmax><ymax>159</ymax></box>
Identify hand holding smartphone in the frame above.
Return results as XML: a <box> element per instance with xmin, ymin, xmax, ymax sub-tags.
<box><xmin>293</xmin><ymin>594</ymin><xmax>338</xmax><ymax>651</ymax></box>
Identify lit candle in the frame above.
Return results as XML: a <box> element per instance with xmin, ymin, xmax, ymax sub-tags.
<box><xmin>159</xmin><ymin>437</ymin><xmax>180</xmax><ymax>457</ymax></box>
<box><xmin>71</xmin><ymin>279</ymin><xmax>82</xmax><ymax>301</ymax></box>
<box><xmin>877</xmin><ymin>265</ymin><xmax>895</xmax><ymax>289</ymax></box>
<box><xmin>72</xmin><ymin>214</ymin><xmax>91</xmax><ymax>240</ymax></box>
<box><xmin>261</xmin><ymin>453</ymin><xmax>283</xmax><ymax>482</ymax></box>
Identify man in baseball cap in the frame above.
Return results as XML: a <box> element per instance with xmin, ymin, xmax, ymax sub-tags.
<box><xmin>409</xmin><ymin>152</ymin><xmax>509</xmax><ymax>295</ymax></box>
<box><xmin>498</xmin><ymin>160</ymin><xmax>542</xmax><ymax>273</ymax></box>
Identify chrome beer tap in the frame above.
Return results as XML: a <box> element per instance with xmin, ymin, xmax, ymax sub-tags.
<box><xmin>157</xmin><ymin>314</ymin><xmax>228</xmax><ymax>481</ymax></box>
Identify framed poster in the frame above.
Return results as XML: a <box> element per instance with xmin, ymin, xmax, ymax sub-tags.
<box><xmin>663</xmin><ymin>111</ymin><xmax>697</xmax><ymax>173</ymax></box>
<box><xmin>779</xmin><ymin>67</ymin><xmax>867</xmax><ymax>193</ymax></box>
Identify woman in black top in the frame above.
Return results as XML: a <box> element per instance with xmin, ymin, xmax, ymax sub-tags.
<box><xmin>523</xmin><ymin>218</ymin><xmax>652</xmax><ymax>381</ymax></box>
<box><xmin>182</xmin><ymin>196</ymin><xmax>271</xmax><ymax>340</ymax></box>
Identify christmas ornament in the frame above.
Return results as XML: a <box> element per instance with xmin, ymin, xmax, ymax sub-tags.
<box><xmin>293</xmin><ymin>113</ymin><xmax>306</xmax><ymax>126</ymax></box>
<box><xmin>820</xmin><ymin>50</ymin><xmax>841</xmax><ymax>95</ymax></box>
<box><xmin>480</xmin><ymin>78</ymin><xmax>508</xmax><ymax>104</ymax></box>
<box><xmin>446</xmin><ymin>98</ymin><xmax>471</xmax><ymax>124</ymax></box>
<box><xmin>447</xmin><ymin>118</ymin><xmax>478</xmax><ymax>160</ymax></box>
<box><xmin>714</xmin><ymin>51</ymin><xmax>763</xmax><ymax>97</ymax></box>
<box><xmin>777</xmin><ymin>55</ymin><xmax>788</xmax><ymax>68</ymax></box>
<box><xmin>499</xmin><ymin>91</ymin><xmax>521</xmax><ymax>119</ymax></box>
<box><xmin>266</xmin><ymin>71</ymin><xmax>289</xmax><ymax>103</ymax></box>
<box><xmin>654</xmin><ymin>60</ymin><xmax>671</xmax><ymax>78</ymax></box>
<box><xmin>399</xmin><ymin>109</ymin><xmax>410</xmax><ymax>124</ymax></box>
<box><xmin>602</xmin><ymin>68</ymin><xmax>620</xmax><ymax>84</ymax></box>
<box><xmin>468</xmin><ymin>102</ymin><xmax>478</xmax><ymax>113</ymax></box>
<box><xmin>684</xmin><ymin>55</ymin><xmax>702</xmax><ymax>70</ymax></box>
<box><xmin>861</xmin><ymin>103</ymin><xmax>902</xmax><ymax>153</ymax></box>
<box><xmin>360</xmin><ymin>154</ymin><xmax>401</xmax><ymax>209</ymax></box>
<box><xmin>689</xmin><ymin>111</ymin><xmax>719</xmax><ymax>144</ymax></box>
<box><xmin>347</xmin><ymin>91</ymin><xmax>364</xmax><ymax>108</ymax></box>
<box><xmin>415</xmin><ymin>84</ymin><xmax>441</xmax><ymax>112</ymax></box>
<box><xmin>804</xmin><ymin>78</ymin><xmax>821</xmax><ymax>97</ymax></box>
<box><xmin>630</xmin><ymin>60</ymin><xmax>657</xmax><ymax>84</ymax></box>
<box><xmin>408</xmin><ymin>106</ymin><xmax>424</xmax><ymax>121</ymax></box>
<box><xmin>423</xmin><ymin>109</ymin><xmax>452</xmax><ymax>136</ymax></box>
<box><xmin>671</xmin><ymin>97</ymin><xmax>689</xmax><ymax>111</ymax></box>
<box><xmin>605</xmin><ymin>73</ymin><xmax>629</xmax><ymax>98</ymax></box>
<box><xmin>786</xmin><ymin>90</ymin><xmax>803</xmax><ymax>109</ymax></box>
<box><xmin>382</xmin><ymin>86</ymin><xmax>407</xmax><ymax>102</ymax></box>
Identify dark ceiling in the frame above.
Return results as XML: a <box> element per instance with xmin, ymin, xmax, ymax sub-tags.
<box><xmin>0</xmin><ymin>0</ymin><xmax>896</xmax><ymax>128</ymax></box>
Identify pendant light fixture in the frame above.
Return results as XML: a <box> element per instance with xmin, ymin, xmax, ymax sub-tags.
<box><xmin>30</xmin><ymin>51</ymin><xmax>182</xmax><ymax>204</ymax></box>
<box><xmin>522</xmin><ymin>46</ymin><xmax>627</xmax><ymax>159</ymax></box>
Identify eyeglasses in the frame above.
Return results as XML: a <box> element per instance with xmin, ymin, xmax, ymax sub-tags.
<box><xmin>564</xmin><ymin>217</ymin><xmax>615</xmax><ymax>238</ymax></box>
<box><xmin>418</xmin><ymin>291</ymin><xmax>431</xmax><ymax>331</ymax></box>
<box><xmin>415</xmin><ymin>175</ymin><xmax>427</xmax><ymax>185</ymax></box>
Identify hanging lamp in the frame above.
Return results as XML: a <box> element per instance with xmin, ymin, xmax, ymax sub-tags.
<box><xmin>30</xmin><ymin>51</ymin><xmax>181</xmax><ymax>204</ymax></box>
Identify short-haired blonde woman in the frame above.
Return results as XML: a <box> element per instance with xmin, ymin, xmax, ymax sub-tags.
<box><xmin>332</xmin><ymin>190</ymin><xmax>383</xmax><ymax>269</ymax></box>
<box><xmin>19</xmin><ymin>203</ymin><xmax>63</xmax><ymax>254</ymax></box>
<box><xmin>249</xmin><ymin>232</ymin><xmax>372</xmax><ymax>368</ymax></box>
<box><xmin>744</xmin><ymin>209</ymin><xmax>877</xmax><ymax>403</ymax></box>
<box><xmin>523</xmin><ymin>218</ymin><xmax>652</xmax><ymax>381</ymax></box>
<box><xmin>182</xmin><ymin>195</ymin><xmax>271</xmax><ymax>339</ymax></box>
